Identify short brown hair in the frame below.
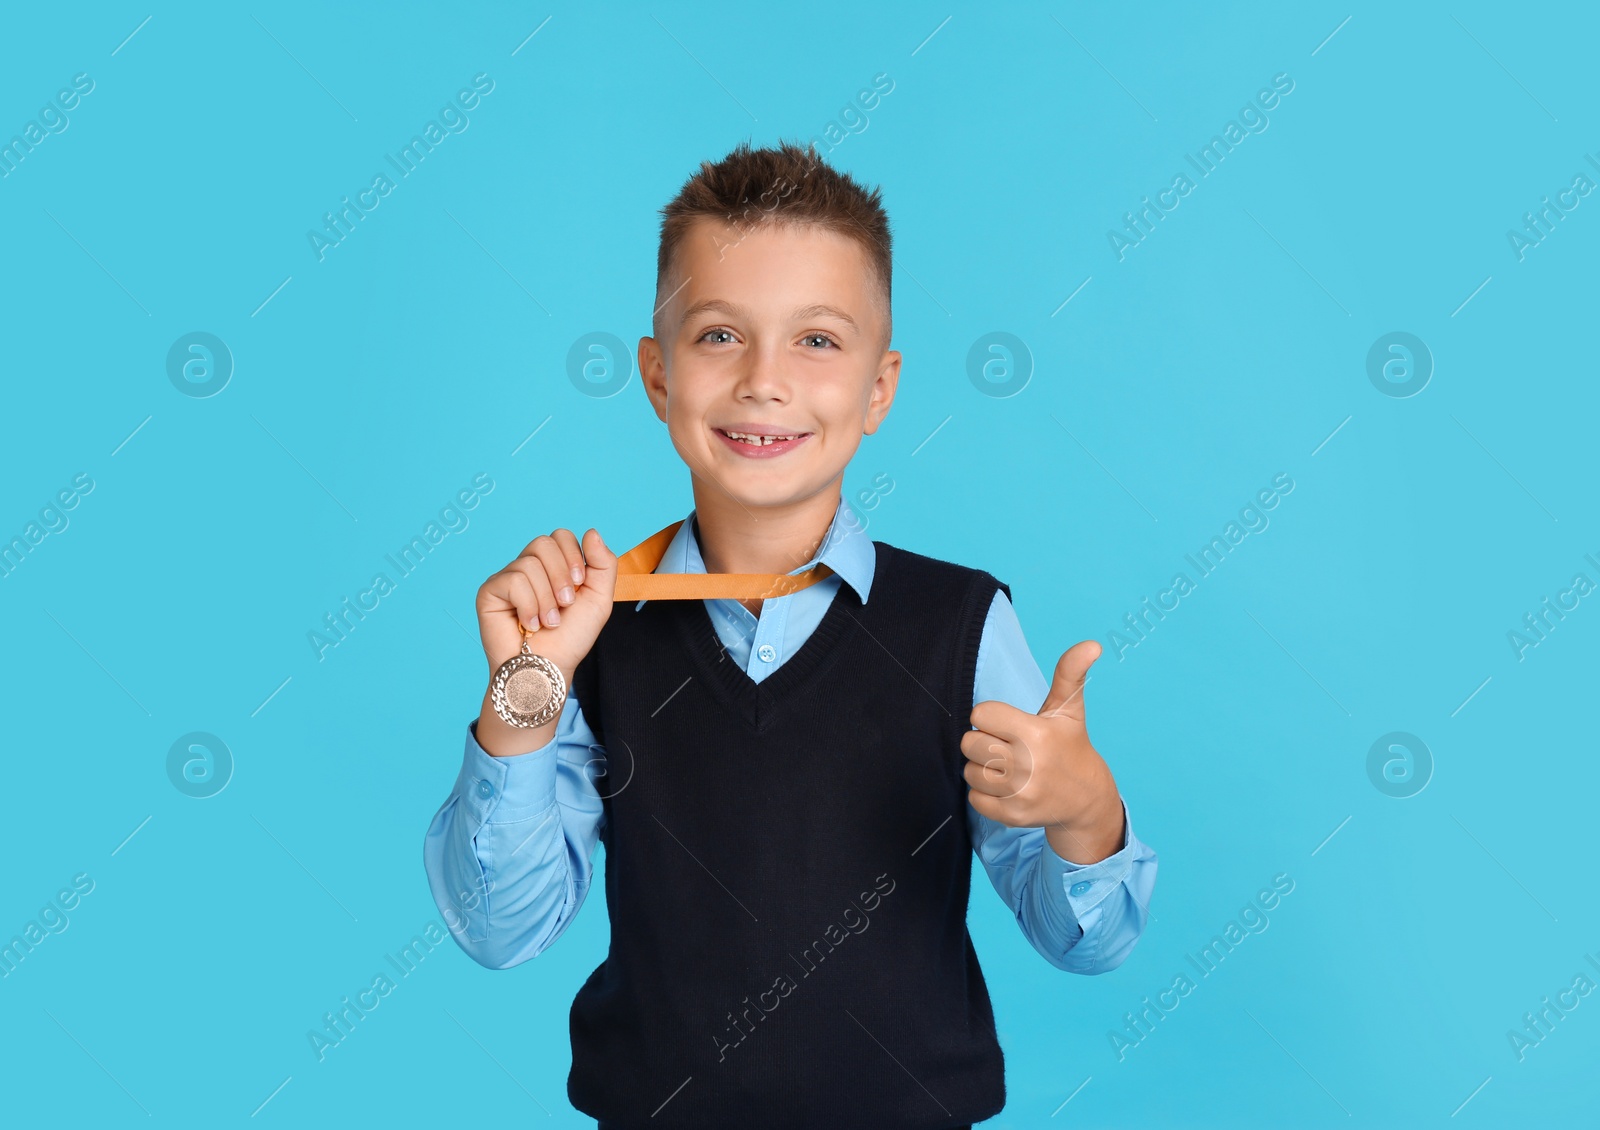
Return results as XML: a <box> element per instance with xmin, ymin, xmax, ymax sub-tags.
<box><xmin>654</xmin><ymin>139</ymin><xmax>893</xmax><ymax>347</ymax></box>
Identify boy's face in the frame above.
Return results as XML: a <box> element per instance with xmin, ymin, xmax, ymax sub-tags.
<box><xmin>640</xmin><ymin>219</ymin><xmax>900</xmax><ymax>511</ymax></box>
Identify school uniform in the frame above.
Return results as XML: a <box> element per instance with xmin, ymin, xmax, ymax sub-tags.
<box><xmin>423</xmin><ymin>497</ymin><xmax>1157</xmax><ymax>1129</ymax></box>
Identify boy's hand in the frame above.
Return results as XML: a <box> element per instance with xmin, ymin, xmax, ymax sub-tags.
<box><xmin>472</xmin><ymin>528</ymin><xmax>617</xmax><ymax>758</ymax></box>
<box><xmin>961</xmin><ymin>640</ymin><xmax>1126</xmax><ymax>865</ymax></box>
<box><xmin>475</xmin><ymin>527</ymin><xmax>618</xmax><ymax>683</ymax></box>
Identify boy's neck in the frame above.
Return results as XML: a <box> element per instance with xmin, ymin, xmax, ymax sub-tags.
<box><xmin>690</xmin><ymin>480</ymin><xmax>842</xmax><ymax>581</ymax></box>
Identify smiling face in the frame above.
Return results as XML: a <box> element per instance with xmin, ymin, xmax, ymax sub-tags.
<box><xmin>640</xmin><ymin>218</ymin><xmax>900</xmax><ymax>513</ymax></box>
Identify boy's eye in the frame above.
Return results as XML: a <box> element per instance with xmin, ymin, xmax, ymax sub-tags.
<box><xmin>699</xmin><ymin>328</ymin><xmax>737</xmax><ymax>344</ymax></box>
<box><xmin>800</xmin><ymin>333</ymin><xmax>836</xmax><ymax>349</ymax></box>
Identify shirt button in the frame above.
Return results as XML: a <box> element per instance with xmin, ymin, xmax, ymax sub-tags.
<box><xmin>756</xmin><ymin>644</ymin><xmax>777</xmax><ymax>663</ymax></box>
<box><xmin>1070</xmin><ymin>880</ymin><xmax>1091</xmax><ymax>897</ymax></box>
<box><xmin>477</xmin><ymin>779</ymin><xmax>494</xmax><ymax>799</ymax></box>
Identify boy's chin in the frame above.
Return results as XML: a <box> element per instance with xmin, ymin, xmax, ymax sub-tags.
<box><xmin>721</xmin><ymin>482</ymin><xmax>825</xmax><ymax>509</ymax></box>
<box><xmin>702</xmin><ymin>470</ymin><xmax>845</xmax><ymax>512</ymax></box>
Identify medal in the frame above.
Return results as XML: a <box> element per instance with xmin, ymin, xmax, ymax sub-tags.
<box><xmin>490</xmin><ymin>517</ymin><xmax>835</xmax><ymax>728</ymax></box>
<box><xmin>490</xmin><ymin>628</ymin><xmax>567</xmax><ymax>729</ymax></box>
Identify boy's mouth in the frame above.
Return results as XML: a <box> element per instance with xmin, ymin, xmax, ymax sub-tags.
<box><xmin>713</xmin><ymin>426</ymin><xmax>813</xmax><ymax>458</ymax></box>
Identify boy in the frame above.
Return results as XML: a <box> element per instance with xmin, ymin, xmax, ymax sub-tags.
<box><xmin>424</xmin><ymin>140</ymin><xmax>1157</xmax><ymax>1129</ymax></box>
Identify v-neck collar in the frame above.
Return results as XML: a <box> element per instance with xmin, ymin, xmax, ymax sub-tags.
<box><xmin>669</xmin><ymin>543</ymin><xmax>880</xmax><ymax>732</ymax></box>
<box><xmin>633</xmin><ymin>496</ymin><xmax>876</xmax><ymax>615</ymax></box>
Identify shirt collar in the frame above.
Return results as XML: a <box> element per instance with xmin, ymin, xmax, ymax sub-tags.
<box><xmin>632</xmin><ymin>495</ymin><xmax>875</xmax><ymax>611</ymax></box>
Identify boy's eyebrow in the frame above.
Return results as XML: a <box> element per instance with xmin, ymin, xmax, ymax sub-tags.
<box><xmin>680</xmin><ymin>298</ymin><xmax>860</xmax><ymax>336</ymax></box>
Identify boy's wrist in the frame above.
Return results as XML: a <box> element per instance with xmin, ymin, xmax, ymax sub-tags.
<box><xmin>1045</xmin><ymin>794</ymin><xmax>1126</xmax><ymax>865</ymax></box>
<box><xmin>476</xmin><ymin>689</ymin><xmax>559</xmax><ymax>757</ymax></box>
<box><xmin>476</xmin><ymin>650</ymin><xmax>577</xmax><ymax>756</ymax></box>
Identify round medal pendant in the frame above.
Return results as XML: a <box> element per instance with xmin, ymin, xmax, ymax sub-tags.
<box><xmin>504</xmin><ymin>665</ymin><xmax>551</xmax><ymax>713</ymax></box>
<box><xmin>490</xmin><ymin>646</ymin><xmax>567</xmax><ymax>728</ymax></box>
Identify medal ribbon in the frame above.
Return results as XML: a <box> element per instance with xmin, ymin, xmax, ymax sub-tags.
<box><xmin>611</xmin><ymin>520</ymin><xmax>835</xmax><ymax>601</ymax></box>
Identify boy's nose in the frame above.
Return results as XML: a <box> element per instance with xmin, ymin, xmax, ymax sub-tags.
<box><xmin>732</xmin><ymin>349</ymin><xmax>791</xmax><ymax>396</ymax></box>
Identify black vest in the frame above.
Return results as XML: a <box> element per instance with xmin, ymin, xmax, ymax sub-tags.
<box><xmin>565</xmin><ymin>539</ymin><xmax>1011</xmax><ymax>1129</ymax></box>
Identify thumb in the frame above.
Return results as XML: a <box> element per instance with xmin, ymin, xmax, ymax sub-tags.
<box><xmin>577</xmin><ymin>528</ymin><xmax>617</xmax><ymax>600</ymax></box>
<box><xmin>1038</xmin><ymin>639</ymin><xmax>1101</xmax><ymax>721</ymax></box>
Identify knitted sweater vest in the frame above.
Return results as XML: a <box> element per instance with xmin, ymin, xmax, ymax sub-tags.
<box><xmin>565</xmin><ymin>539</ymin><xmax>1012</xmax><ymax>1129</ymax></box>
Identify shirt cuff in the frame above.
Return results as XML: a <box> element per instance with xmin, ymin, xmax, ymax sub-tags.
<box><xmin>456</xmin><ymin>718</ymin><xmax>560</xmax><ymax>825</ymax></box>
<box><xmin>1038</xmin><ymin>796</ymin><xmax>1137</xmax><ymax>921</ymax></box>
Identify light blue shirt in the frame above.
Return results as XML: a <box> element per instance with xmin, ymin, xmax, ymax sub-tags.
<box><xmin>423</xmin><ymin>496</ymin><xmax>1157</xmax><ymax>974</ymax></box>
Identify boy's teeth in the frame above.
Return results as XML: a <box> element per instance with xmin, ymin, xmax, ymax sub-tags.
<box><xmin>726</xmin><ymin>430</ymin><xmax>800</xmax><ymax>445</ymax></box>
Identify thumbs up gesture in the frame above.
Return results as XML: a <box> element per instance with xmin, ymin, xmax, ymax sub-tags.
<box><xmin>962</xmin><ymin>640</ymin><xmax>1126</xmax><ymax>865</ymax></box>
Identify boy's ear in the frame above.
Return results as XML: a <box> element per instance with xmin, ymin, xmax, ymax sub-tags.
<box><xmin>639</xmin><ymin>336</ymin><xmax>668</xmax><ymax>423</ymax></box>
<box><xmin>863</xmin><ymin>349</ymin><xmax>901</xmax><ymax>436</ymax></box>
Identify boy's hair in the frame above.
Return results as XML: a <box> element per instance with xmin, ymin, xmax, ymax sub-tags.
<box><xmin>654</xmin><ymin>139</ymin><xmax>893</xmax><ymax>349</ymax></box>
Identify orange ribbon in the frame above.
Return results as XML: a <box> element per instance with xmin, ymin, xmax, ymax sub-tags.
<box><xmin>611</xmin><ymin>520</ymin><xmax>836</xmax><ymax>601</ymax></box>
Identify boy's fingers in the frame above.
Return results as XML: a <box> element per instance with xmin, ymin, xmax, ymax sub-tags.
<box><xmin>968</xmin><ymin>698</ymin><xmax>1031</xmax><ymax>743</ymax></box>
<box><xmin>960</xmin><ymin>729</ymin><xmax>1013</xmax><ymax>770</ymax></box>
<box><xmin>961</xmin><ymin>744</ymin><xmax>1016</xmax><ymax>797</ymax></box>
<box><xmin>551</xmin><ymin>528</ymin><xmax>586</xmax><ymax>585</ymax></box>
<box><xmin>960</xmin><ymin>731</ymin><xmax>1037</xmax><ymax>801</ymax></box>
<box><xmin>475</xmin><ymin>571</ymin><xmax>539</xmax><ymax>667</ymax></box>
<box><xmin>474</xmin><ymin>527</ymin><xmax>619</xmax><ymax>680</ymax></box>
<box><xmin>507</xmin><ymin>553</ymin><xmax>561</xmax><ymax>627</ymax></box>
<box><xmin>484</xmin><ymin>568</ymin><xmax>541</xmax><ymax>633</ymax></box>
<box><xmin>526</xmin><ymin>536</ymin><xmax>578</xmax><ymax>610</ymax></box>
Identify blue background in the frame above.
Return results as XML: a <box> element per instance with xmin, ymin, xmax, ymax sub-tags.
<box><xmin>1</xmin><ymin>2</ymin><xmax>1594</xmax><ymax>1125</ymax></box>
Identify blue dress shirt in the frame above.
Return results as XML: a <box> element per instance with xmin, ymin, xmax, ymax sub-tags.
<box><xmin>423</xmin><ymin>497</ymin><xmax>1158</xmax><ymax>974</ymax></box>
